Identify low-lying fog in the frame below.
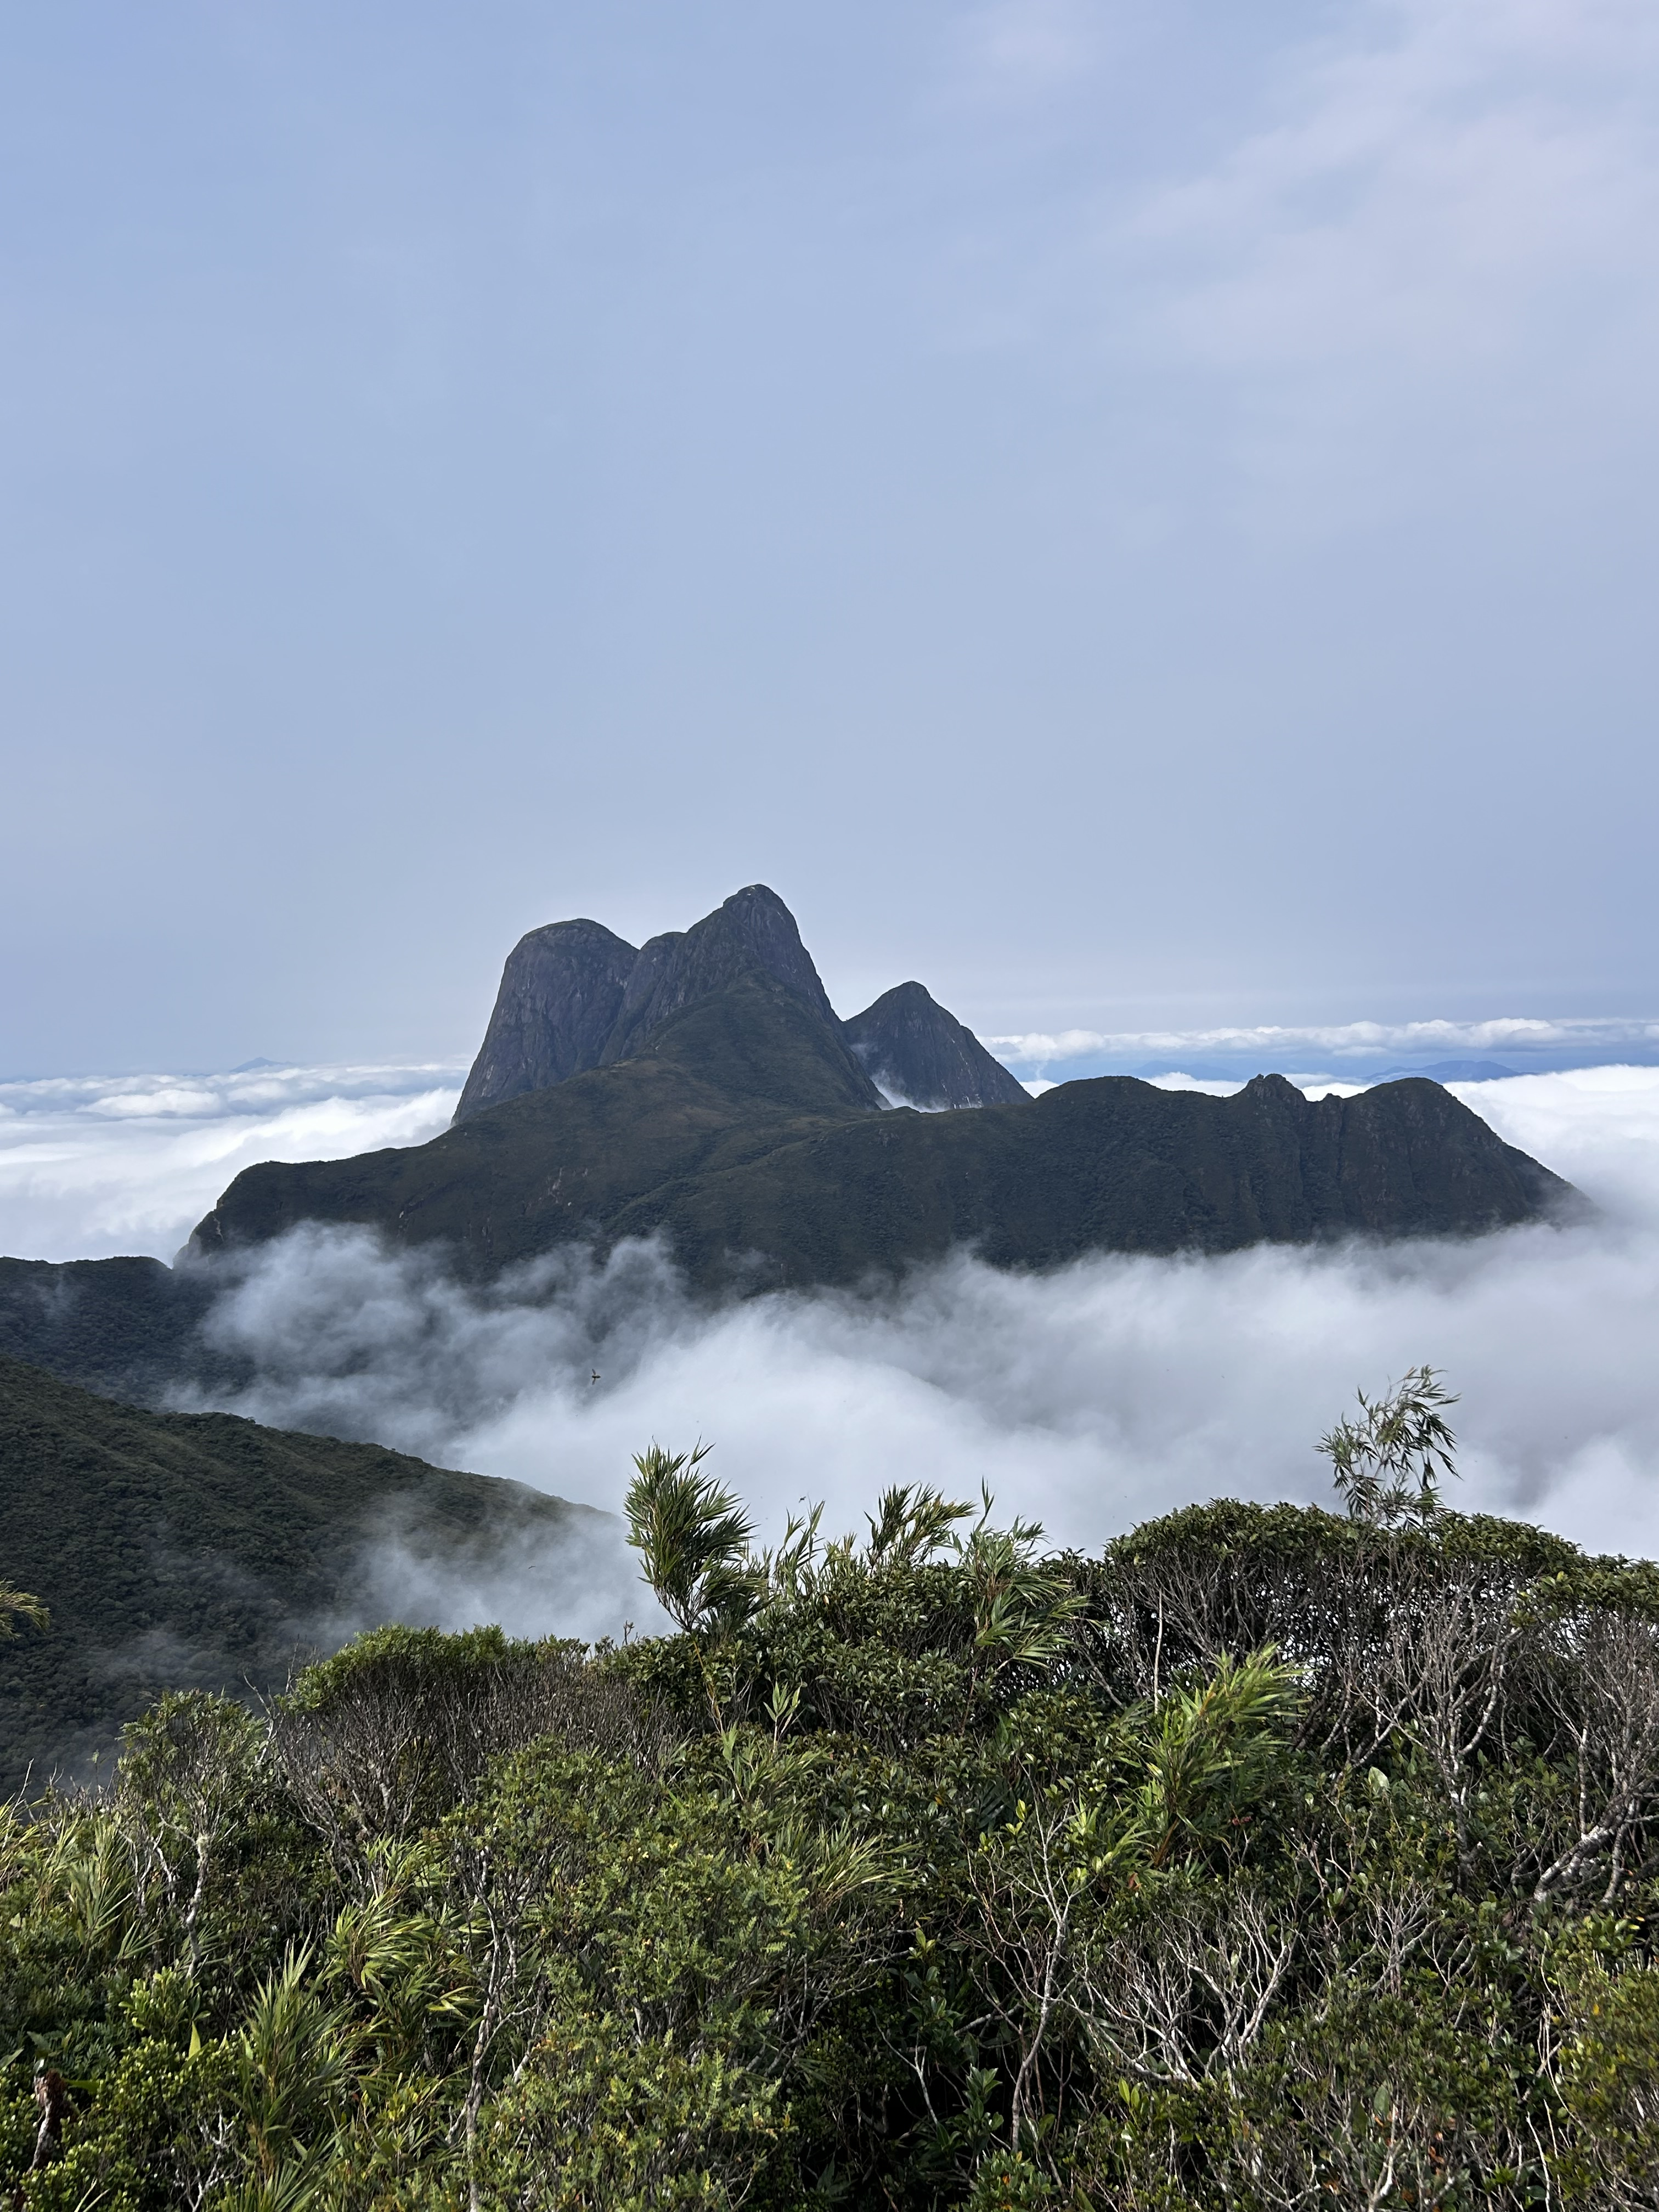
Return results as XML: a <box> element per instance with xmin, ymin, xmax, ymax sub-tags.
<box><xmin>6</xmin><ymin>1060</ymin><xmax>1659</xmax><ymax>1641</ymax></box>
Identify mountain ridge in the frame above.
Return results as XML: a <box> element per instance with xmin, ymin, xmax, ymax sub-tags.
<box><xmin>0</xmin><ymin>888</ymin><xmax>1582</xmax><ymax>1400</ymax></box>
<box><xmin>185</xmin><ymin>1020</ymin><xmax>1572</xmax><ymax>1290</ymax></box>
<box><xmin>455</xmin><ymin>884</ymin><xmax>888</xmax><ymax>1121</ymax></box>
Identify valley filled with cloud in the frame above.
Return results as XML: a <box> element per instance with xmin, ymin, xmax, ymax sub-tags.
<box><xmin>7</xmin><ymin>1056</ymin><xmax>1658</xmax><ymax>1643</ymax></box>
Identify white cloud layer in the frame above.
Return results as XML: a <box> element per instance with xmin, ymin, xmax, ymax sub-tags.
<box><xmin>138</xmin><ymin>1064</ymin><xmax>1659</xmax><ymax>1643</ymax></box>
<box><xmin>986</xmin><ymin>1016</ymin><xmax>1659</xmax><ymax>1073</ymax></box>
<box><xmin>0</xmin><ymin>1064</ymin><xmax>463</xmax><ymax>1262</ymax></box>
<box><xmin>9</xmin><ymin>1056</ymin><xmax>1659</xmax><ymax>1646</ymax></box>
<box><xmin>1120</xmin><ymin>0</ymin><xmax>1659</xmax><ymax>528</ymax></box>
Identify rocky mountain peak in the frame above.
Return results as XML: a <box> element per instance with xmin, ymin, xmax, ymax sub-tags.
<box><xmin>600</xmin><ymin>884</ymin><xmax>842</xmax><ymax>1066</ymax></box>
<box><xmin>453</xmin><ymin>917</ymin><xmax>638</xmax><ymax>1121</ymax></box>
<box><xmin>845</xmin><ymin>980</ymin><xmax>1030</xmax><ymax>1109</ymax></box>
<box><xmin>454</xmin><ymin>885</ymin><xmax>882</xmax><ymax>1122</ymax></box>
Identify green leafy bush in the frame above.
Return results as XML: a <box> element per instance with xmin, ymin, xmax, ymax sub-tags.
<box><xmin>7</xmin><ymin>1379</ymin><xmax>1659</xmax><ymax>2208</ymax></box>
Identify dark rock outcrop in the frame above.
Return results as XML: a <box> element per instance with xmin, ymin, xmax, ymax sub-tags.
<box><xmin>454</xmin><ymin>884</ymin><xmax>883</xmax><ymax>1122</ymax></box>
<box><xmin>454</xmin><ymin>918</ymin><xmax>639</xmax><ymax>1120</ymax></box>
<box><xmin>846</xmin><ymin>980</ymin><xmax>1030</xmax><ymax>1109</ymax></box>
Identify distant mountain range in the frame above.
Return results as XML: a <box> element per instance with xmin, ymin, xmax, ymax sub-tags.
<box><xmin>0</xmin><ymin>887</ymin><xmax>1577</xmax><ymax>1400</ymax></box>
<box><xmin>1374</xmin><ymin>1060</ymin><xmax>1521</xmax><ymax>1084</ymax></box>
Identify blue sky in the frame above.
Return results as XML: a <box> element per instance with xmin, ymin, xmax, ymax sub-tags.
<box><xmin>3</xmin><ymin>0</ymin><xmax>1656</xmax><ymax>1072</ymax></box>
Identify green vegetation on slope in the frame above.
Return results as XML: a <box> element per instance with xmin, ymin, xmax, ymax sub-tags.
<box><xmin>189</xmin><ymin>974</ymin><xmax>1572</xmax><ymax>1286</ymax></box>
<box><xmin>0</xmin><ymin>1256</ymin><xmax>216</xmax><ymax>1403</ymax></box>
<box><xmin>5</xmin><ymin>1378</ymin><xmax>1659</xmax><ymax>2209</ymax></box>
<box><xmin>189</xmin><ymin>973</ymin><xmax>879</xmax><ymax>1277</ymax></box>
<box><xmin>0</xmin><ymin>1356</ymin><xmax>604</xmax><ymax>1793</ymax></box>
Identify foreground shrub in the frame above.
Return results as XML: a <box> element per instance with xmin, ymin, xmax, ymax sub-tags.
<box><xmin>6</xmin><ymin>1376</ymin><xmax>1659</xmax><ymax>2208</ymax></box>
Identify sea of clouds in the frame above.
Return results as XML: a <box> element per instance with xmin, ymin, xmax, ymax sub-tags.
<box><xmin>984</xmin><ymin>1015</ymin><xmax>1659</xmax><ymax>1089</ymax></box>
<box><xmin>0</xmin><ymin>1062</ymin><xmax>464</xmax><ymax>1263</ymax></box>
<box><xmin>5</xmin><ymin>1056</ymin><xmax>1659</xmax><ymax>1643</ymax></box>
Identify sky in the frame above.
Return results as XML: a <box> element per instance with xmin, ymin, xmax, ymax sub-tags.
<box><xmin>3</xmin><ymin>0</ymin><xmax>1657</xmax><ymax>1076</ymax></box>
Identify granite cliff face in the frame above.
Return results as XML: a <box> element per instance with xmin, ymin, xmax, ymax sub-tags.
<box><xmin>453</xmin><ymin>918</ymin><xmax>637</xmax><ymax>1119</ymax></box>
<box><xmin>454</xmin><ymin>884</ymin><xmax>884</xmax><ymax>1122</ymax></box>
<box><xmin>846</xmin><ymin>980</ymin><xmax>1031</xmax><ymax>1109</ymax></box>
<box><xmin>600</xmin><ymin>884</ymin><xmax>855</xmax><ymax>1070</ymax></box>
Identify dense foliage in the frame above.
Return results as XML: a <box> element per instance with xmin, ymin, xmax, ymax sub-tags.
<box><xmin>6</xmin><ymin>1383</ymin><xmax>1659</xmax><ymax>2208</ymax></box>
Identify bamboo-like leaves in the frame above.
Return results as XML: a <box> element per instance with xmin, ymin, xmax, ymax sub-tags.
<box><xmin>1133</xmin><ymin>1647</ymin><xmax>1302</xmax><ymax>1868</ymax></box>
<box><xmin>1318</xmin><ymin>1365</ymin><xmax>1460</xmax><ymax>1529</ymax></box>
<box><xmin>0</xmin><ymin>1577</ymin><xmax>48</xmax><ymax>1638</ymax></box>
<box><xmin>625</xmin><ymin>1442</ymin><xmax>765</xmax><ymax>1635</ymax></box>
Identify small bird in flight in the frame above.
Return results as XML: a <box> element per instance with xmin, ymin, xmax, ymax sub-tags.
<box><xmin>590</xmin><ymin>1369</ymin><xmax>601</xmax><ymax>1386</ymax></box>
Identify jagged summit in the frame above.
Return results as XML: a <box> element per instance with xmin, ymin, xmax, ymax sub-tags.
<box><xmin>846</xmin><ymin>980</ymin><xmax>1030</xmax><ymax>1109</ymax></box>
<box><xmin>600</xmin><ymin>884</ymin><xmax>845</xmax><ymax>1068</ymax></box>
<box><xmin>455</xmin><ymin>884</ymin><xmax>882</xmax><ymax>1122</ymax></box>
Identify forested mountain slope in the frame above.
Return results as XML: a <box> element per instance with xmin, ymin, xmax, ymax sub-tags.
<box><xmin>190</xmin><ymin>994</ymin><xmax>1570</xmax><ymax>1285</ymax></box>
<box><xmin>0</xmin><ymin>1356</ymin><xmax>602</xmax><ymax>1791</ymax></box>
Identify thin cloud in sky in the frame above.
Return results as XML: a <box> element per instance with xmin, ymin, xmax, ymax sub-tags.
<box><xmin>1113</xmin><ymin>0</ymin><xmax>1659</xmax><ymax>521</ymax></box>
<box><xmin>1</xmin><ymin>3</ymin><xmax>1656</xmax><ymax>1061</ymax></box>
<box><xmin>945</xmin><ymin>0</ymin><xmax>1106</xmax><ymax>105</ymax></box>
